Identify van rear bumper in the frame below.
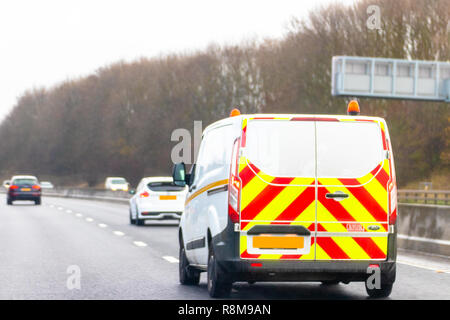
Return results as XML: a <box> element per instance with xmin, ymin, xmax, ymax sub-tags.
<box><xmin>218</xmin><ymin>258</ymin><xmax>396</xmax><ymax>284</ymax></box>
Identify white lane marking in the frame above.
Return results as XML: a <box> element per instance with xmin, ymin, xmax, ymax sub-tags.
<box><xmin>66</xmin><ymin>210</ymin><xmax>72</xmax><ymax>213</ymax></box>
<box><xmin>397</xmin><ymin>260</ymin><xmax>450</xmax><ymax>274</ymax></box>
<box><xmin>113</xmin><ymin>231</ymin><xmax>125</xmax><ymax>236</ymax></box>
<box><xmin>75</xmin><ymin>213</ymin><xmax>83</xmax><ymax>218</ymax></box>
<box><xmin>398</xmin><ymin>234</ymin><xmax>450</xmax><ymax>246</ymax></box>
<box><xmin>86</xmin><ymin>217</ymin><xmax>94</xmax><ymax>222</ymax></box>
<box><xmin>98</xmin><ymin>223</ymin><xmax>108</xmax><ymax>228</ymax></box>
<box><xmin>133</xmin><ymin>241</ymin><xmax>147</xmax><ymax>247</ymax></box>
<box><xmin>57</xmin><ymin>207</ymin><xmax>63</xmax><ymax>210</ymax></box>
<box><xmin>49</xmin><ymin>204</ymin><xmax>54</xmax><ymax>208</ymax></box>
<box><xmin>163</xmin><ymin>256</ymin><xmax>179</xmax><ymax>263</ymax></box>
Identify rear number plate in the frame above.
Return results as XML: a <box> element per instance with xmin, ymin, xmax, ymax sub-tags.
<box><xmin>159</xmin><ymin>195</ymin><xmax>176</xmax><ymax>200</ymax></box>
<box><xmin>253</xmin><ymin>235</ymin><xmax>304</xmax><ymax>249</ymax></box>
<box><xmin>21</xmin><ymin>188</ymin><xmax>31</xmax><ymax>191</ymax></box>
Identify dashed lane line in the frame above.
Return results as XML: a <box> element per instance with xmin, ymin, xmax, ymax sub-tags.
<box><xmin>163</xmin><ymin>256</ymin><xmax>179</xmax><ymax>263</ymax></box>
<box><xmin>133</xmin><ymin>241</ymin><xmax>147</xmax><ymax>247</ymax></box>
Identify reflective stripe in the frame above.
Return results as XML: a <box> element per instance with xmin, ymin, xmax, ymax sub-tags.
<box><xmin>185</xmin><ymin>179</ymin><xmax>228</xmax><ymax>206</ymax></box>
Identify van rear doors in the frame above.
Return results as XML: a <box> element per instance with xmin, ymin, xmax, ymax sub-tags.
<box><xmin>238</xmin><ymin>116</ymin><xmax>391</xmax><ymax>261</ymax></box>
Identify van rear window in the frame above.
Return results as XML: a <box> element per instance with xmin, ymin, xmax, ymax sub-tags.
<box><xmin>246</xmin><ymin>120</ymin><xmax>316</xmax><ymax>177</ymax></box>
<box><xmin>316</xmin><ymin>121</ymin><xmax>384</xmax><ymax>178</ymax></box>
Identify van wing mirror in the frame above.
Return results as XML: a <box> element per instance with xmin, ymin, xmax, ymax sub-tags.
<box><xmin>172</xmin><ymin>163</ymin><xmax>186</xmax><ymax>187</ymax></box>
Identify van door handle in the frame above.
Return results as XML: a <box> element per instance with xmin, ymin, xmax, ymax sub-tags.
<box><xmin>325</xmin><ymin>192</ymin><xmax>349</xmax><ymax>200</ymax></box>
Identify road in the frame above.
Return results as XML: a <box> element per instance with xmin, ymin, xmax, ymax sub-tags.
<box><xmin>0</xmin><ymin>194</ymin><xmax>449</xmax><ymax>300</ymax></box>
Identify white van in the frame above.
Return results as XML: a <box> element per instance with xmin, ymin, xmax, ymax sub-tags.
<box><xmin>173</xmin><ymin>105</ymin><xmax>397</xmax><ymax>298</ymax></box>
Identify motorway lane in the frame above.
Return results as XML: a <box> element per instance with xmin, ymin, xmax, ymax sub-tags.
<box><xmin>0</xmin><ymin>194</ymin><xmax>449</xmax><ymax>300</ymax></box>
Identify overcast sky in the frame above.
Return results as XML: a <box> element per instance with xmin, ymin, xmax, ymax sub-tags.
<box><xmin>0</xmin><ymin>0</ymin><xmax>356</xmax><ymax>119</ymax></box>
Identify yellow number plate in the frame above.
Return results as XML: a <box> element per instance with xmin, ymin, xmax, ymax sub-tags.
<box><xmin>21</xmin><ymin>188</ymin><xmax>31</xmax><ymax>191</ymax></box>
<box><xmin>159</xmin><ymin>195</ymin><xmax>177</xmax><ymax>200</ymax></box>
<box><xmin>253</xmin><ymin>236</ymin><xmax>304</xmax><ymax>249</ymax></box>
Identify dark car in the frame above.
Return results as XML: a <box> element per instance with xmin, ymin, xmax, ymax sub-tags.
<box><xmin>7</xmin><ymin>175</ymin><xmax>41</xmax><ymax>205</ymax></box>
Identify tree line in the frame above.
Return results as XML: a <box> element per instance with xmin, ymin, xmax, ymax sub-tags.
<box><xmin>0</xmin><ymin>0</ymin><xmax>448</xmax><ymax>188</ymax></box>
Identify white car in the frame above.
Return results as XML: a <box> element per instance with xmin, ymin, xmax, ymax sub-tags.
<box><xmin>40</xmin><ymin>181</ymin><xmax>54</xmax><ymax>189</ymax></box>
<box><xmin>105</xmin><ymin>177</ymin><xmax>129</xmax><ymax>191</ymax></box>
<box><xmin>129</xmin><ymin>177</ymin><xmax>188</xmax><ymax>225</ymax></box>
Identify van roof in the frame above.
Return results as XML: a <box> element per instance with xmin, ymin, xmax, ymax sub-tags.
<box><xmin>204</xmin><ymin>113</ymin><xmax>386</xmax><ymax>133</ymax></box>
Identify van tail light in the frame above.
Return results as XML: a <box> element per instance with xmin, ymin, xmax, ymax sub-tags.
<box><xmin>228</xmin><ymin>138</ymin><xmax>241</xmax><ymax>224</ymax></box>
<box><xmin>140</xmin><ymin>191</ymin><xmax>149</xmax><ymax>198</ymax></box>
<box><xmin>388</xmin><ymin>183</ymin><xmax>397</xmax><ymax>225</ymax></box>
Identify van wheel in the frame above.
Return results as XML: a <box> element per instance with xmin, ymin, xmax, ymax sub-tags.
<box><xmin>129</xmin><ymin>210</ymin><xmax>136</xmax><ymax>225</ymax></box>
<box><xmin>365</xmin><ymin>283</ymin><xmax>393</xmax><ymax>298</ymax></box>
<box><xmin>136</xmin><ymin>218</ymin><xmax>145</xmax><ymax>226</ymax></box>
<box><xmin>179</xmin><ymin>247</ymin><xmax>200</xmax><ymax>285</ymax></box>
<box><xmin>207</xmin><ymin>246</ymin><xmax>231</xmax><ymax>298</ymax></box>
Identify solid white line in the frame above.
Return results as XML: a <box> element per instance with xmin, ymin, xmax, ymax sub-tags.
<box><xmin>163</xmin><ymin>256</ymin><xmax>179</xmax><ymax>263</ymax></box>
<box><xmin>397</xmin><ymin>260</ymin><xmax>450</xmax><ymax>274</ymax></box>
<box><xmin>113</xmin><ymin>231</ymin><xmax>125</xmax><ymax>236</ymax></box>
<box><xmin>86</xmin><ymin>217</ymin><xmax>94</xmax><ymax>222</ymax></box>
<box><xmin>133</xmin><ymin>241</ymin><xmax>147</xmax><ymax>247</ymax></box>
<box><xmin>398</xmin><ymin>234</ymin><xmax>450</xmax><ymax>246</ymax></box>
<box><xmin>98</xmin><ymin>223</ymin><xmax>108</xmax><ymax>228</ymax></box>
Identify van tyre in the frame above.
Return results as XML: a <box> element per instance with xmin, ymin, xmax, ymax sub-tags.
<box><xmin>365</xmin><ymin>282</ymin><xmax>393</xmax><ymax>298</ymax></box>
<box><xmin>179</xmin><ymin>247</ymin><xmax>200</xmax><ymax>285</ymax></box>
<box><xmin>136</xmin><ymin>218</ymin><xmax>145</xmax><ymax>226</ymax></box>
<box><xmin>207</xmin><ymin>246</ymin><xmax>232</xmax><ymax>298</ymax></box>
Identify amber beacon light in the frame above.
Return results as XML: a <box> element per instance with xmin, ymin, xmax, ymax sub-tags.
<box><xmin>230</xmin><ymin>108</ymin><xmax>241</xmax><ymax>117</ymax></box>
<box><xmin>347</xmin><ymin>100</ymin><xmax>360</xmax><ymax>115</ymax></box>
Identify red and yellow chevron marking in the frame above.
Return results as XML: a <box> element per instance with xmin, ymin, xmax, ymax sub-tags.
<box><xmin>238</xmin><ymin>158</ymin><xmax>389</xmax><ymax>260</ymax></box>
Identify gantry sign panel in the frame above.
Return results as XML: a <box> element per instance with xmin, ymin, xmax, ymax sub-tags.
<box><xmin>332</xmin><ymin>56</ymin><xmax>450</xmax><ymax>102</ymax></box>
